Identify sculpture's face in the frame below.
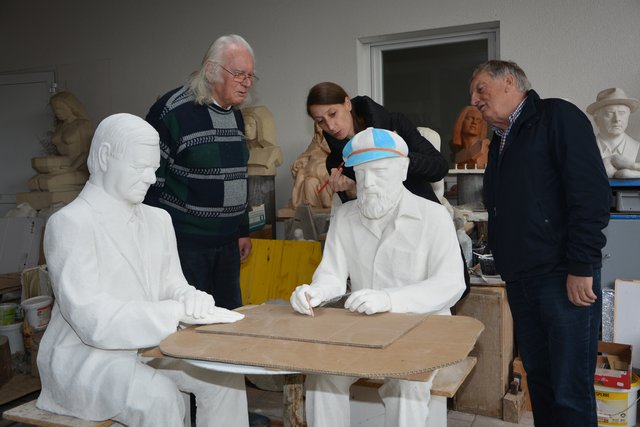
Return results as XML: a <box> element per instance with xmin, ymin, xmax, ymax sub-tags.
<box><xmin>52</xmin><ymin>101</ymin><xmax>73</xmax><ymax>121</ymax></box>
<box><xmin>211</xmin><ymin>47</ymin><xmax>255</xmax><ymax>108</ymax></box>
<box><xmin>354</xmin><ymin>157</ymin><xmax>407</xmax><ymax>219</ymax></box>
<box><xmin>462</xmin><ymin>108</ymin><xmax>484</xmax><ymax>136</ymax></box>
<box><xmin>308</xmin><ymin>98</ymin><xmax>355</xmax><ymax>141</ymax></box>
<box><xmin>595</xmin><ymin>105</ymin><xmax>631</xmax><ymax>138</ymax></box>
<box><xmin>103</xmin><ymin>140</ymin><xmax>160</xmax><ymax>205</ymax></box>
<box><xmin>244</xmin><ymin>116</ymin><xmax>258</xmax><ymax>141</ymax></box>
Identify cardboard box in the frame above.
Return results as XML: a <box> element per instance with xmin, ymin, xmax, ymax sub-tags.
<box><xmin>595</xmin><ymin>341</ymin><xmax>633</xmax><ymax>389</ymax></box>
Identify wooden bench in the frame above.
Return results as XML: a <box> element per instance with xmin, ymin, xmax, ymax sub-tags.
<box><xmin>350</xmin><ymin>356</ymin><xmax>477</xmax><ymax>427</ymax></box>
<box><xmin>2</xmin><ymin>400</ymin><xmax>116</xmax><ymax>427</ymax></box>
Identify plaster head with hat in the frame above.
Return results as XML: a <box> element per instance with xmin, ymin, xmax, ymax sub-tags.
<box><xmin>342</xmin><ymin>127</ymin><xmax>410</xmax><ymax>219</ymax></box>
<box><xmin>587</xmin><ymin>88</ymin><xmax>639</xmax><ymax>140</ymax></box>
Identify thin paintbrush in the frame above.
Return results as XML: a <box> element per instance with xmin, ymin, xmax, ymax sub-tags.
<box><xmin>316</xmin><ymin>161</ymin><xmax>344</xmax><ymax>194</ymax></box>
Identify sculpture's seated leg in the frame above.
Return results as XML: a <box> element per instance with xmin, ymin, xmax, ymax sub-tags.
<box><xmin>28</xmin><ymin>170</ymin><xmax>89</xmax><ymax>191</ymax></box>
<box><xmin>31</xmin><ymin>156</ymin><xmax>73</xmax><ymax>174</ymax></box>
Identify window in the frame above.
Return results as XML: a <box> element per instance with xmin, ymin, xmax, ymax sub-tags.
<box><xmin>358</xmin><ymin>22</ymin><xmax>499</xmax><ymax>167</ymax></box>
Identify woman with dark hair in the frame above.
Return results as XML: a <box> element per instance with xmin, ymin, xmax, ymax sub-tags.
<box><xmin>306</xmin><ymin>81</ymin><xmax>448</xmax><ymax>203</ymax></box>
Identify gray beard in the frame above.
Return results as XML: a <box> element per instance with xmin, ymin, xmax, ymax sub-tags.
<box><xmin>358</xmin><ymin>192</ymin><xmax>396</xmax><ymax>219</ymax></box>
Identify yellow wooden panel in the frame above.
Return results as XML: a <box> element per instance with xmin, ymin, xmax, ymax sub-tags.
<box><xmin>240</xmin><ymin>239</ymin><xmax>323</xmax><ymax>305</ymax></box>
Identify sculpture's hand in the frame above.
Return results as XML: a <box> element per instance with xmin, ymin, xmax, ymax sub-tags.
<box><xmin>610</xmin><ymin>154</ymin><xmax>635</xmax><ymax>170</ymax></box>
<box><xmin>345</xmin><ymin>289</ymin><xmax>391</xmax><ymax>315</ymax></box>
<box><xmin>180</xmin><ymin>289</ymin><xmax>215</xmax><ymax>319</ymax></box>
<box><xmin>290</xmin><ymin>284</ymin><xmax>326</xmax><ymax>316</ymax></box>
<box><xmin>180</xmin><ymin>307</ymin><xmax>245</xmax><ymax>324</ymax></box>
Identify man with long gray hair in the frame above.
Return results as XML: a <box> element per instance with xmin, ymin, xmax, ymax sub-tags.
<box><xmin>145</xmin><ymin>34</ymin><xmax>255</xmax><ymax>311</ymax></box>
<box><xmin>144</xmin><ymin>33</ymin><xmax>268</xmax><ymax>426</ymax></box>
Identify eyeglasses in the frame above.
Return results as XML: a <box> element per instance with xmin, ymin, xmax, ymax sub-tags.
<box><xmin>217</xmin><ymin>64</ymin><xmax>259</xmax><ymax>83</ymax></box>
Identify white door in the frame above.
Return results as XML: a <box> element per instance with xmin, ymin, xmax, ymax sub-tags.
<box><xmin>0</xmin><ymin>71</ymin><xmax>56</xmax><ymax>215</ymax></box>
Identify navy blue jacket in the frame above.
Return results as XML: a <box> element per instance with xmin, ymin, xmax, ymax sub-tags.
<box><xmin>483</xmin><ymin>90</ymin><xmax>610</xmax><ymax>282</ymax></box>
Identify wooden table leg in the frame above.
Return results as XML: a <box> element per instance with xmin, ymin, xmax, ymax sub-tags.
<box><xmin>282</xmin><ymin>374</ymin><xmax>305</xmax><ymax>427</ymax></box>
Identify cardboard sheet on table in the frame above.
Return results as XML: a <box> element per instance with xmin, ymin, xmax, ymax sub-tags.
<box><xmin>197</xmin><ymin>304</ymin><xmax>427</xmax><ymax>348</ymax></box>
<box><xmin>161</xmin><ymin>314</ymin><xmax>484</xmax><ymax>380</ymax></box>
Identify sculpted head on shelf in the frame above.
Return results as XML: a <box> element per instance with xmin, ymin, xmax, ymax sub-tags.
<box><xmin>587</xmin><ymin>88</ymin><xmax>640</xmax><ymax>178</ymax></box>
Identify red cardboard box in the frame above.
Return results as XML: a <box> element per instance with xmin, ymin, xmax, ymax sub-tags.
<box><xmin>594</xmin><ymin>341</ymin><xmax>632</xmax><ymax>389</ymax></box>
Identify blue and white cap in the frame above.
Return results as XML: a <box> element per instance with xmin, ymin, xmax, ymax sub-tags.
<box><xmin>342</xmin><ymin>127</ymin><xmax>409</xmax><ymax>167</ymax></box>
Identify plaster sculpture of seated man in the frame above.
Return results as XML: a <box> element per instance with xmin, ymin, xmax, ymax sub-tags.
<box><xmin>242</xmin><ymin>105</ymin><xmax>283</xmax><ymax>176</ymax></box>
<box><xmin>290</xmin><ymin>122</ymin><xmax>334</xmax><ymax>209</ymax></box>
<box><xmin>290</xmin><ymin>127</ymin><xmax>466</xmax><ymax>427</ymax></box>
<box><xmin>587</xmin><ymin>87</ymin><xmax>640</xmax><ymax>178</ymax></box>
<box><xmin>36</xmin><ymin>113</ymin><xmax>249</xmax><ymax>427</ymax></box>
<box><xmin>452</xmin><ymin>105</ymin><xmax>491</xmax><ymax>169</ymax></box>
<box><xmin>29</xmin><ymin>92</ymin><xmax>94</xmax><ymax>191</ymax></box>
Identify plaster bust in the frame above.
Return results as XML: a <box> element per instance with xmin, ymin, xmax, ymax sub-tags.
<box><xmin>452</xmin><ymin>106</ymin><xmax>490</xmax><ymax>169</ymax></box>
<box><xmin>587</xmin><ymin>88</ymin><xmax>640</xmax><ymax>178</ymax></box>
<box><xmin>241</xmin><ymin>105</ymin><xmax>283</xmax><ymax>176</ymax></box>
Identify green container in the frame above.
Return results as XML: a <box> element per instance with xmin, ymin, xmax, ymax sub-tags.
<box><xmin>0</xmin><ymin>303</ymin><xmax>18</xmax><ymax>325</ymax></box>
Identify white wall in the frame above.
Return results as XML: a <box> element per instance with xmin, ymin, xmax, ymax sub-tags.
<box><xmin>1</xmin><ymin>0</ymin><xmax>639</xmax><ymax>212</ymax></box>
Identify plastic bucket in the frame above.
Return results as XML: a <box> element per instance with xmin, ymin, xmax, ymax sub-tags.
<box><xmin>0</xmin><ymin>321</ymin><xmax>24</xmax><ymax>354</ymax></box>
<box><xmin>21</xmin><ymin>295</ymin><xmax>53</xmax><ymax>331</ymax></box>
<box><xmin>0</xmin><ymin>302</ymin><xmax>18</xmax><ymax>325</ymax></box>
<box><xmin>596</xmin><ymin>372</ymin><xmax>640</xmax><ymax>426</ymax></box>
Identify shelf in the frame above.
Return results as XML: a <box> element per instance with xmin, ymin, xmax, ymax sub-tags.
<box><xmin>609</xmin><ymin>179</ymin><xmax>640</xmax><ymax>187</ymax></box>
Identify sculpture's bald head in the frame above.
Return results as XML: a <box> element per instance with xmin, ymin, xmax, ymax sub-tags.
<box><xmin>87</xmin><ymin>113</ymin><xmax>160</xmax><ymax>205</ymax></box>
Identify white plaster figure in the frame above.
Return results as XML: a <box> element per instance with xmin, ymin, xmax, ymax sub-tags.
<box><xmin>587</xmin><ymin>88</ymin><xmax>640</xmax><ymax>178</ymax></box>
<box><xmin>36</xmin><ymin>113</ymin><xmax>248</xmax><ymax>427</ymax></box>
<box><xmin>290</xmin><ymin>127</ymin><xmax>466</xmax><ymax>427</ymax></box>
<box><xmin>242</xmin><ymin>105</ymin><xmax>283</xmax><ymax>176</ymax></box>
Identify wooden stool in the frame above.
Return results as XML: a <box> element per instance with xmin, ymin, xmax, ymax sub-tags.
<box><xmin>2</xmin><ymin>400</ymin><xmax>116</xmax><ymax>427</ymax></box>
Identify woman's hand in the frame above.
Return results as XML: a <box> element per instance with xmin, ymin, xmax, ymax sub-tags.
<box><xmin>329</xmin><ymin>167</ymin><xmax>356</xmax><ymax>198</ymax></box>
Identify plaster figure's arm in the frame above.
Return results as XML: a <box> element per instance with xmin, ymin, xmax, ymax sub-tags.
<box><xmin>392</xmin><ymin>113</ymin><xmax>449</xmax><ymax>182</ymax></box>
<box><xmin>290</xmin><ymin>206</ymin><xmax>350</xmax><ymax>314</ymax></box>
<box><xmin>384</xmin><ymin>209</ymin><xmax>466</xmax><ymax>314</ymax></box>
<box><xmin>67</xmin><ymin>120</ymin><xmax>93</xmax><ymax>170</ymax></box>
<box><xmin>157</xmin><ymin>210</ymin><xmax>244</xmax><ymax>324</ymax></box>
<box><xmin>610</xmin><ymin>154</ymin><xmax>640</xmax><ymax>170</ymax></box>
<box><xmin>45</xmin><ymin>212</ymin><xmax>183</xmax><ymax>350</ymax></box>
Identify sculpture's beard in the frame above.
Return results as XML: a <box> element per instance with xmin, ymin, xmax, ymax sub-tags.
<box><xmin>358</xmin><ymin>191</ymin><xmax>397</xmax><ymax>219</ymax></box>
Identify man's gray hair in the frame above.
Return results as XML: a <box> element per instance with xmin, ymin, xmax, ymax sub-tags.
<box><xmin>188</xmin><ymin>34</ymin><xmax>255</xmax><ymax>105</ymax></box>
<box><xmin>87</xmin><ymin>113</ymin><xmax>158</xmax><ymax>175</ymax></box>
<box><xmin>471</xmin><ymin>60</ymin><xmax>531</xmax><ymax>92</ymax></box>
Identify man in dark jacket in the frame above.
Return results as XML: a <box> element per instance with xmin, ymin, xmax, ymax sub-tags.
<box><xmin>470</xmin><ymin>60</ymin><xmax>610</xmax><ymax>427</ymax></box>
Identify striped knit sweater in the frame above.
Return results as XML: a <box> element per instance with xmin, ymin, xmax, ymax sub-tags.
<box><xmin>144</xmin><ymin>86</ymin><xmax>249</xmax><ymax>247</ymax></box>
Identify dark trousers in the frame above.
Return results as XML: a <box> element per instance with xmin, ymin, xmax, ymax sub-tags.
<box><xmin>177</xmin><ymin>240</ymin><xmax>242</xmax><ymax>310</ymax></box>
<box><xmin>506</xmin><ymin>270</ymin><xmax>601</xmax><ymax>427</ymax></box>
